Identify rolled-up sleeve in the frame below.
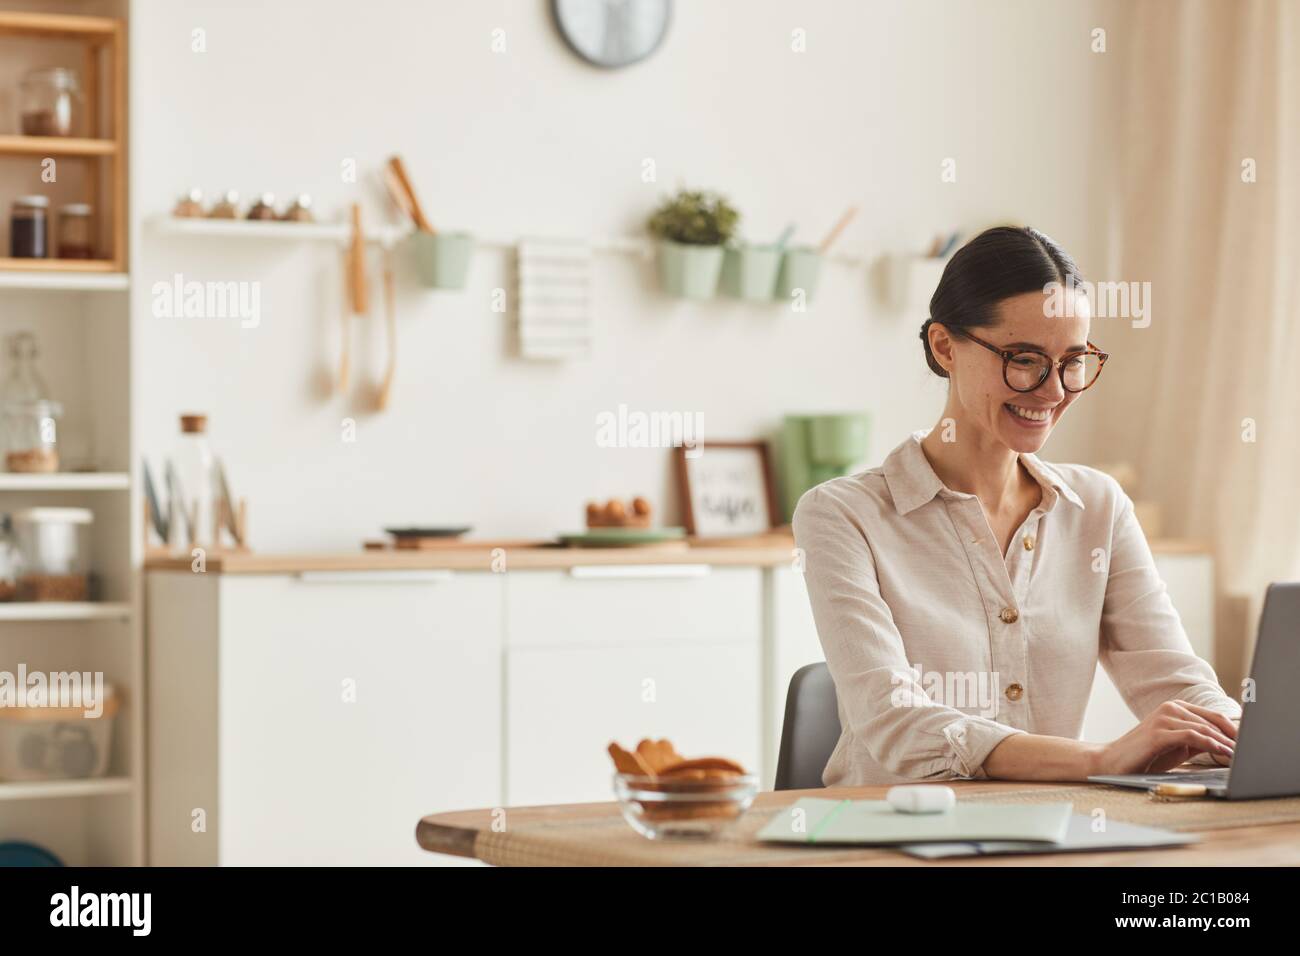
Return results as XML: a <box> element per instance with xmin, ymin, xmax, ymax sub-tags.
<box><xmin>1099</xmin><ymin>483</ymin><xmax>1242</xmax><ymax>728</ymax></box>
<box><xmin>793</xmin><ymin>486</ymin><xmax>1025</xmax><ymax>781</ymax></box>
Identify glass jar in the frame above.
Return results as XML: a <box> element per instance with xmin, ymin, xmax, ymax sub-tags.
<box><xmin>19</xmin><ymin>68</ymin><xmax>82</xmax><ymax>138</ymax></box>
<box><xmin>3</xmin><ymin>400</ymin><xmax>61</xmax><ymax>473</ymax></box>
<box><xmin>0</xmin><ymin>515</ymin><xmax>21</xmax><ymax>602</ymax></box>
<box><xmin>209</xmin><ymin>190</ymin><xmax>240</xmax><ymax>219</ymax></box>
<box><xmin>172</xmin><ymin>188</ymin><xmax>205</xmax><ymax>218</ymax></box>
<box><xmin>246</xmin><ymin>193</ymin><xmax>277</xmax><ymax>221</ymax></box>
<box><xmin>11</xmin><ymin>507</ymin><xmax>91</xmax><ymax>602</ymax></box>
<box><xmin>57</xmin><ymin>203</ymin><xmax>94</xmax><ymax>259</ymax></box>
<box><xmin>280</xmin><ymin>193</ymin><xmax>314</xmax><ymax>222</ymax></box>
<box><xmin>10</xmin><ymin>196</ymin><xmax>49</xmax><ymax>259</ymax></box>
<box><xmin>1</xmin><ymin>333</ymin><xmax>61</xmax><ymax>473</ymax></box>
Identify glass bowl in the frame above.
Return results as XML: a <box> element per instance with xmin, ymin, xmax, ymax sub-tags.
<box><xmin>613</xmin><ymin>772</ymin><xmax>758</xmax><ymax>840</ymax></box>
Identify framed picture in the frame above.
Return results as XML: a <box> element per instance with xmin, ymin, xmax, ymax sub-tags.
<box><xmin>675</xmin><ymin>441</ymin><xmax>778</xmax><ymax>537</ymax></box>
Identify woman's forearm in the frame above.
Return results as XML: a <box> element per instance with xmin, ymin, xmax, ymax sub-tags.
<box><xmin>982</xmin><ymin>732</ymin><xmax>1104</xmax><ymax>782</ymax></box>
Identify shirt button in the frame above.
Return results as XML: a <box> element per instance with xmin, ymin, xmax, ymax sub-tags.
<box><xmin>1000</xmin><ymin>607</ymin><xmax>1019</xmax><ymax>623</ymax></box>
<box><xmin>1005</xmin><ymin>683</ymin><xmax>1024</xmax><ymax>701</ymax></box>
<box><xmin>1023</xmin><ymin>536</ymin><xmax>1035</xmax><ymax>550</ymax></box>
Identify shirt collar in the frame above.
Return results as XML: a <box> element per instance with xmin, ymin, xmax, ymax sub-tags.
<box><xmin>882</xmin><ymin>429</ymin><xmax>1085</xmax><ymax>516</ymax></box>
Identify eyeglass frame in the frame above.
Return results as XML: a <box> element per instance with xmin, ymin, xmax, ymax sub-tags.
<box><xmin>942</xmin><ymin>325</ymin><xmax>1109</xmax><ymax>393</ymax></box>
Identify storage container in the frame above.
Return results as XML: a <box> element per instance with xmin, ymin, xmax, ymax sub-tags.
<box><xmin>11</xmin><ymin>507</ymin><xmax>92</xmax><ymax>602</ymax></box>
<box><xmin>0</xmin><ymin>684</ymin><xmax>118</xmax><ymax>781</ymax></box>
<box><xmin>18</xmin><ymin>67</ymin><xmax>82</xmax><ymax>137</ymax></box>
<box><xmin>56</xmin><ymin>203</ymin><xmax>94</xmax><ymax>259</ymax></box>
<box><xmin>9</xmin><ymin>196</ymin><xmax>48</xmax><ymax>259</ymax></box>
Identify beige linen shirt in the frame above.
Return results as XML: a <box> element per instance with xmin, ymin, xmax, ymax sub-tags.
<box><xmin>792</xmin><ymin>429</ymin><xmax>1241</xmax><ymax>787</ymax></box>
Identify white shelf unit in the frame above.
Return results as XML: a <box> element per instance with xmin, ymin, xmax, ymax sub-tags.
<box><xmin>0</xmin><ymin>602</ymin><xmax>131</xmax><ymax>622</ymax></box>
<box><xmin>0</xmin><ymin>1</ymin><xmax>141</xmax><ymax>867</ymax></box>
<box><xmin>0</xmin><ymin>472</ymin><xmax>129</xmax><ymax>491</ymax></box>
<box><xmin>0</xmin><ymin>777</ymin><xmax>133</xmax><ymax>801</ymax></box>
<box><xmin>149</xmin><ymin>214</ymin><xmax>409</xmax><ymax>248</ymax></box>
<box><xmin>0</xmin><ymin>272</ymin><xmax>130</xmax><ymax>292</ymax></box>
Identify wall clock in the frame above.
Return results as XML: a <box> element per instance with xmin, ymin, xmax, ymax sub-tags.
<box><xmin>551</xmin><ymin>0</ymin><xmax>672</xmax><ymax>69</ymax></box>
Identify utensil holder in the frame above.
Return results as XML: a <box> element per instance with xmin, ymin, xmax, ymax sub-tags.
<box><xmin>720</xmin><ymin>243</ymin><xmax>782</xmax><ymax>301</ymax></box>
<box><xmin>411</xmin><ymin>231</ymin><xmax>475</xmax><ymax>290</ymax></box>
<box><xmin>774</xmin><ymin>246</ymin><xmax>823</xmax><ymax>304</ymax></box>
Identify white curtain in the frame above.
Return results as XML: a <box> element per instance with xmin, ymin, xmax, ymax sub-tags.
<box><xmin>1101</xmin><ymin>0</ymin><xmax>1300</xmax><ymax>684</ymax></box>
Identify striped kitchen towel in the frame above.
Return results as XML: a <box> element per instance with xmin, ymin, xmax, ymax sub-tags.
<box><xmin>517</xmin><ymin>237</ymin><xmax>593</xmax><ymax>360</ymax></box>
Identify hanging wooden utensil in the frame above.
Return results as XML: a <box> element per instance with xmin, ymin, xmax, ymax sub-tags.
<box><xmin>382</xmin><ymin>164</ymin><xmax>418</xmax><ymax>230</ymax></box>
<box><xmin>818</xmin><ymin>205</ymin><xmax>859</xmax><ymax>255</ymax></box>
<box><xmin>349</xmin><ymin>203</ymin><xmax>368</xmax><ymax>313</ymax></box>
<box><xmin>386</xmin><ymin>155</ymin><xmax>435</xmax><ymax>233</ymax></box>
<box><xmin>340</xmin><ymin>203</ymin><xmax>368</xmax><ymax>393</ymax></box>
<box><xmin>376</xmin><ymin>245</ymin><xmax>397</xmax><ymax>411</ymax></box>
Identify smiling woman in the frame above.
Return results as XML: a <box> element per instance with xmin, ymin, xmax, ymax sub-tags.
<box><xmin>792</xmin><ymin>226</ymin><xmax>1242</xmax><ymax>788</ymax></box>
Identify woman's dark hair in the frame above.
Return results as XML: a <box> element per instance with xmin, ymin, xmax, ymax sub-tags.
<box><xmin>920</xmin><ymin>226</ymin><xmax>1085</xmax><ymax>378</ymax></box>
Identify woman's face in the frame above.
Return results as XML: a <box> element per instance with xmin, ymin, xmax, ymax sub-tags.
<box><xmin>943</xmin><ymin>290</ymin><xmax>1092</xmax><ymax>454</ymax></box>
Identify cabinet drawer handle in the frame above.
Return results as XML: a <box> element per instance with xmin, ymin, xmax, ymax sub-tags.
<box><xmin>568</xmin><ymin>564</ymin><xmax>711</xmax><ymax>580</ymax></box>
<box><xmin>295</xmin><ymin>570</ymin><xmax>455</xmax><ymax>584</ymax></box>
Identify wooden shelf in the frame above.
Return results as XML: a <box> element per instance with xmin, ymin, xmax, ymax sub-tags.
<box><xmin>0</xmin><ymin>10</ymin><xmax>120</xmax><ymax>40</ymax></box>
<box><xmin>0</xmin><ymin>777</ymin><xmax>132</xmax><ymax>802</ymax></box>
<box><xmin>0</xmin><ymin>602</ymin><xmax>130</xmax><ymax>622</ymax></box>
<box><xmin>0</xmin><ymin>472</ymin><xmax>129</xmax><ymax>491</ymax></box>
<box><xmin>0</xmin><ymin>134</ymin><xmax>117</xmax><ymax>157</ymax></box>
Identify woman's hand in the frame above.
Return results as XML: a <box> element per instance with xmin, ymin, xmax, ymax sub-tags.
<box><xmin>1091</xmin><ymin>700</ymin><xmax>1238</xmax><ymax>775</ymax></box>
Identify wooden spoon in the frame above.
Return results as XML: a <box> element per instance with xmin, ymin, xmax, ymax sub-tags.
<box><xmin>375</xmin><ymin>246</ymin><xmax>397</xmax><ymax>411</ymax></box>
<box><xmin>386</xmin><ymin>155</ymin><xmax>435</xmax><ymax>233</ymax></box>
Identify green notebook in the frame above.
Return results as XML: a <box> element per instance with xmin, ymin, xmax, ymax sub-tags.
<box><xmin>757</xmin><ymin>797</ymin><xmax>1073</xmax><ymax>846</ymax></box>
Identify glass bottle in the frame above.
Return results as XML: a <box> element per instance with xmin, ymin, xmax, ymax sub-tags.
<box><xmin>0</xmin><ymin>514</ymin><xmax>21</xmax><ymax>601</ymax></box>
<box><xmin>1</xmin><ymin>333</ymin><xmax>62</xmax><ymax>473</ymax></box>
<box><xmin>171</xmin><ymin>414</ymin><xmax>215</xmax><ymax>552</ymax></box>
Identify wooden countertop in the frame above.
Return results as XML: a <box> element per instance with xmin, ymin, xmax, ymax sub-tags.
<box><xmin>143</xmin><ymin>535</ymin><xmax>1211</xmax><ymax>574</ymax></box>
<box><xmin>143</xmin><ymin>538</ymin><xmax>800</xmax><ymax>574</ymax></box>
<box><xmin>417</xmin><ymin>780</ymin><xmax>1300</xmax><ymax>866</ymax></box>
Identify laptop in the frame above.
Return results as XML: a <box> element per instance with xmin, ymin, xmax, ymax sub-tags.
<box><xmin>1088</xmin><ymin>582</ymin><xmax>1300</xmax><ymax>800</ymax></box>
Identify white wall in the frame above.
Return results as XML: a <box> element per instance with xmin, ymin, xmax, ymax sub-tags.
<box><xmin>132</xmin><ymin>0</ymin><xmax>1116</xmax><ymax>549</ymax></box>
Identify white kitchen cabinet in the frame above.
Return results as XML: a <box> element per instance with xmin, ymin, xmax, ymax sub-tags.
<box><xmin>147</xmin><ymin>570</ymin><xmax>502</xmax><ymax>866</ymax></box>
<box><xmin>504</xmin><ymin>566</ymin><xmax>762</xmax><ymax>806</ymax></box>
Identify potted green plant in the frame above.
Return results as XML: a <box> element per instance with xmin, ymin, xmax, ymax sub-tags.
<box><xmin>646</xmin><ymin>190</ymin><xmax>739</xmax><ymax>300</ymax></box>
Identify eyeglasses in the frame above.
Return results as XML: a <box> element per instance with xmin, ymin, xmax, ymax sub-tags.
<box><xmin>947</xmin><ymin>327</ymin><xmax>1109</xmax><ymax>393</ymax></box>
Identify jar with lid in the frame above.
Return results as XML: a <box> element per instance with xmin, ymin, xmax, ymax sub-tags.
<box><xmin>10</xmin><ymin>196</ymin><xmax>49</xmax><ymax>259</ymax></box>
<box><xmin>209</xmin><ymin>190</ymin><xmax>240</xmax><ymax>219</ymax></box>
<box><xmin>11</xmin><ymin>507</ymin><xmax>92</xmax><ymax>602</ymax></box>
<box><xmin>19</xmin><ymin>67</ymin><xmax>82</xmax><ymax>137</ymax></box>
<box><xmin>280</xmin><ymin>194</ymin><xmax>314</xmax><ymax>222</ymax></box>
<box><xmin>246</xmin><ymin>193</ymin><xmax>277</xmax><ymax>221</ymax></box>
<box><xmin>57</xmin><ymin>203</ymin><xmax>94</xmax><ymax>259</ymax></box>
<box><xmin>172</xmin><ymin>188</ymin><xmax>205</xmax><ymax>218</ymax></box>
<box><xmin>1</xmin><ymin>333</ymin><xmax>62</xmax><ymax>473</ymax></box>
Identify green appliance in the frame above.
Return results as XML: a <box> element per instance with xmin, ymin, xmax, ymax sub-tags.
<box><xmin>778</xmin><ymin>412</ymin><xmax>871</xmax><ymax>521</ymax></box>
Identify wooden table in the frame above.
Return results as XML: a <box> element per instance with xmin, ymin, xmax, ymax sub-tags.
<box><xmin>417</xmin><ymin>781</ymin><xmax>1300</xmax><ymax>866</ymax></box>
